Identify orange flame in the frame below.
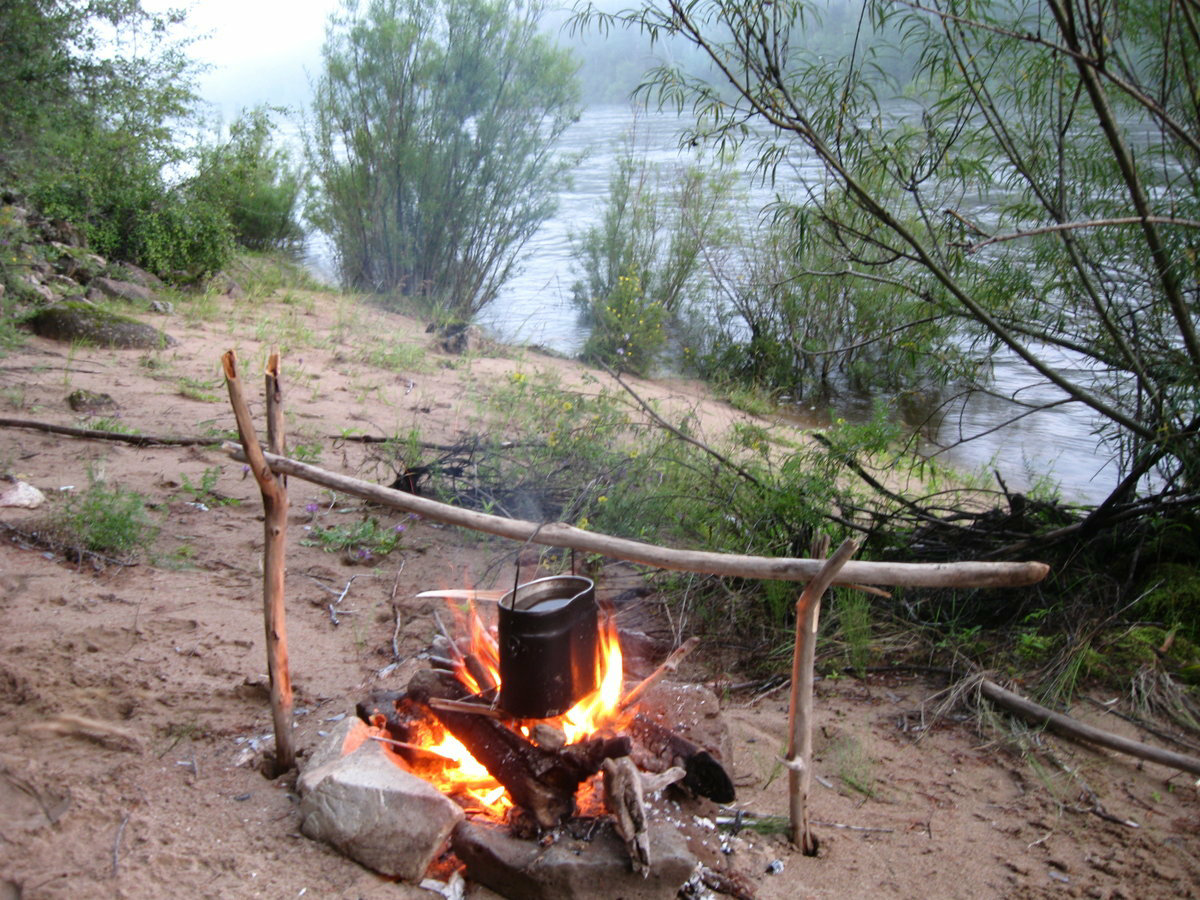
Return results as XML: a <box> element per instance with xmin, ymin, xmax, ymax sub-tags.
<box><xmin>417</xmin><ymin>596</ymin><xmax>626</xmax><ymax>816</ymax></box>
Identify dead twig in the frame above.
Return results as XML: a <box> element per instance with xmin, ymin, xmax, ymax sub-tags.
<box><xmin>978</xmin><ymin>678</ymin><xmax>1200</xmax><ymax>777</ymax></box>
<box><xmin>428</xmin><ymin>698</ymin><xmax>509</xmax><ymax>720</ymax></box>
<box><xmin>619</xmin><ymin>636</ymin><xmax>701</xmax><ymax>712</ymax></box>
<box><xmin>390</xmin><ymin>564</ymin><xmax>405</xmax><ymax>661</ymax></box>
<box><xmin>0</xmin><ymin>416</ymin><xmax>221</xmax><ymax>447</ymax></box>
<box><xmin>112</xmin><ymin>813</ymin><xmax>130</xmax><ymax>877</ymax></box>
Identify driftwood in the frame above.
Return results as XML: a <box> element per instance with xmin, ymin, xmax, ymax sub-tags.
<box><xmin>628</xmin><ymin>714</ymin><xmax>735</xmax><ymax>803</ymax></box>
<box><xmin>603</xmin><ymin>755</ymin><xmax>650</xmax><ymax>875</ymax></box>
<box><xmin>406</xmin><ymin>669</ymin><xmax>630</xmax><ymax>828</ymax></box>
<box><xmin>978</xmin><ymin>678</ymin><xmax>1200</xmax><ymax>777</ymax></box>
<box><xmin>786</xmin><ymin>537</ymin><xmax>859</xmax><ymax>854</ymax></box>
<box><xmin>221</xmin><ymin>444</ymin><xmax>1050</xmax><ymax>589</ymax></box>
<box><xmin>223</xmin><ymin>350</ymin><xmax>295</xmax><ymax>773</ymax></box>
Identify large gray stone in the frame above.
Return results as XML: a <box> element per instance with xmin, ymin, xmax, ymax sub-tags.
<box><xmin>299</xmin><ymin>737</ymin><xmax>463</xmax><ymax>881</ymax></box>
<box><xmin>25</xmin><ymin>302</ymin><xmax>177</xmax><ymax>349</ymax></box>
<box><xmin>297</xmin><ymin>716</ymin><xmax>370</xmax><ymax>795</ymax></box>
<box><xmin>452</xmin><ymin>818</ymin><xmax>696</xmax><ymax>900</ymax></box>
<box><xmin>88</xmin><ymin>276</ymin><xmax>156</xmax><ymax>304</ymax></box>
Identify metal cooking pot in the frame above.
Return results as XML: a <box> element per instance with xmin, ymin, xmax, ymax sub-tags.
<box><xmin>497</xmin><ymin>575</ymin><xmax>599</xmax><ymax>719</ymax></box>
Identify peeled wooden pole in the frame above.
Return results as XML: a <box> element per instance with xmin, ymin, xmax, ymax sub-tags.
<box><xmin>786</xmin><ymin>537</ymin><xmax>860</xmax><ymax>853</ymax></box>
<box><xmin>220</xmin><ymin>445</ymin><xmax>1049</xmax><ymax>590</ymax></box>
<box><xmin>223</xmin><ymin>350</ymin><xmax>295</xmax><ymax>773</ymax></box>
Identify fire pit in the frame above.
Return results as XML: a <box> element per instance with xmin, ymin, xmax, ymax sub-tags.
<box><xmin>297</xmin><ymin>579</ymin><xmax>736</xmax><ymax>898</ymax></box>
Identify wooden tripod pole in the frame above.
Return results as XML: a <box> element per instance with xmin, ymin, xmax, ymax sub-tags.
<box><xmin>786</xmin><ymin>536</ymin><xmax>860</xmax><ymax>853</ymax></box>
<box><xmin>223</xmin><ymin>349</ymin><xmax>295</xmax><ymax>773</ymax></box>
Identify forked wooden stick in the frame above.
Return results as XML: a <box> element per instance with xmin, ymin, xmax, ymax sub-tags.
<box><xmin>786</xmin><ymin>536</ymin><xmax>860</xmax><ymax>853</ymax></box>
<box><xmin>223</xmin><ymin>349</ymin><xmax>295</xmax><ymax>773</ymax></box>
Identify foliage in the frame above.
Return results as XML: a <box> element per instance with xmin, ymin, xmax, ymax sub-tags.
<box><xmin>191</xmin><ymin>107</ymin><xmax>305</xmax><ymax>252</ymax></box>
<box><xmin>302</xmin><ymin>515</ymin><xmax>406</xmax><ymax>563</ymax></box>
<box><xmin>0</xmin><ymin>1</ymin><xmax>239</xmax><ymax>280</ymax></box>
<box><xmin>307</xmin><ymin>0</ymin><xmax>581</xmax><ymax>319</ymax></box>
<box><xmin>572</xmin><ymin>0</ymin><xmax>1200</xmax><ymax>531</ymax></box>
<box><xmin>51</xmin><ymin>474</ymin><xmax>158</xmax><ymax>560</ymax></box>
<box><xmin>178</xmin><ymin>466</ymin><xmax>240</xmax><ymax>507</ymax></box>
<box><xmin>692</xmin><ymin>205</ymin><xmax>971</xmax><ymax>403</ymax></box>
<box><xmin>572</xmin><ymin>135</ymin><xmax>734</xmax><ymax>375</ymax></box>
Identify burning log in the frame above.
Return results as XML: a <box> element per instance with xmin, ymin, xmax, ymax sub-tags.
<box><xmin>628</xmin><ymin>714</ymin><xmax>735</xmax><ymax>804</ymax></box>
<box><xmin>406</xmin><ymin>669</ymin><xmax>630</xmax><ymax>829</ymax></box>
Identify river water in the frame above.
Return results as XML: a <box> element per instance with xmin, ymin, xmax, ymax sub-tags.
<box><xmin>313</xmin><ymin>104</ymin><xmax>1120</xmax><ymax>505</ymax></box>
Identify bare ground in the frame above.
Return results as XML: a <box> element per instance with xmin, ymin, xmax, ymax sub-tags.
<box><xmin>0</xmin><ymin>283</ymin><xmax>1197</xmax><ymax>899</ymax></box>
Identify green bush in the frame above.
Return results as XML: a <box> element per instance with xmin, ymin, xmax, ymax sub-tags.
<box><xmin>192</xmin><ymin>107</ymin><xmax>304</xmax><ymax>252</ymax></box>
<box><xmin>308</xmin><ymin>0</ymin><xmax>580</xmax><ymax>318</ymax></box>
<box><xmin>53</xmin><ymin>476</ymin><xmax>158</xmax><ymax>560</ymax></box>
<box><xmin>572</xmin><ymin>142</ymin><xmax>733</xmax><ymax>375</ymax></box>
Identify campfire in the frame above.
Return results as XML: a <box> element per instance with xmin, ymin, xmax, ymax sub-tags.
<box><xmin>298</xmin><ymin>574</ymin><xmax>736</xmax><ymax>896</ymax></box>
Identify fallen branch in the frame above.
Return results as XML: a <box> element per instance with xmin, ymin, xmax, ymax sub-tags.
<box><xmin>619</xmin><ymin>636</ymin><xmax>701</xmax><ymax>712</ymax></box>
<box><xmin>0</xmin><ymin>416</ymin><xmax>219</xmax><ymax>447</ymax></box>
<box><xmin>220</xmin><ymin>444</ymin><xmax>1051</xmax><ymax>589</ymax></box>
<box><xmin>978</xmin><ymin>678</ymin><xmax>1200</xmax><ymax>777</ymax></box>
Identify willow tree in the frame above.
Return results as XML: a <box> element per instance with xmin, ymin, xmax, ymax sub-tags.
<box><xmin>574</xmin><ymin>0</ymin><xmax>1200</xmax><ymax>526</ymax></box>
<box><xmin>308</xmin><ymin>0</ymin><xmax>580</xmax><ymax>319</ymax></box>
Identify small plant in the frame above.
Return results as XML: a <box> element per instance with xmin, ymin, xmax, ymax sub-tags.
<box><xmin>88</xmin><ymin>417</ymin><xmax>140</xmax><ymax>435</ymax></box>
<box><xmin>361</xmin><ymin>341</ymin><xmax>426</xmax><ymax>373</ymax></box>
<box><xmin>178</xmin><ymin>466</ymin><xmax>239</xmax><ymax>507</ymax></box>
<box><xmin>835</xmin><ymin>587</ymin><xmax>874</xmax><ymax>672</ymax></box>
<box><xmin>178</xmin><ymin>376</ymin><xmax>222</xmax><ymax>403</ymax></box>
<box><xmin>291</xmin><ymin>441</ymin><xmax>323</xmax><ymax>463</ymax></box>
<box><xmin>302</xmin><ymin>516</ymin><xmax>406</xmax><ymax>564</ymax></box>
<box><xmin>50</xmin><ymin>474</ymin><xmax>158</xmax><ymax>560</ymax></box>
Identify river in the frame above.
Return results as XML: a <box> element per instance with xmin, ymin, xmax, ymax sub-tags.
<box><xmin>311</xmin><ymin>104</ymin><xmax>1120</xmax><ymax>505</ymax></box>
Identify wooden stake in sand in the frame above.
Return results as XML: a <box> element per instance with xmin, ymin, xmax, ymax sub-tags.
<box><xmin>786</xmin><ymin>536</ymin><xmax>860</xmax><ymax>854</ymax></box>
<box><xmin>223</xmin><ymin>349</ymin><xmax>295</xmax><ymax>773</ymax></box>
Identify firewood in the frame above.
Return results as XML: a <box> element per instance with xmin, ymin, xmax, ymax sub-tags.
<box><xmin>627</xmin><ymin>714</ymin><xmax>735</xmax><ymax>803</ymax></box>
<box><xmin>405</xmin><ymin>669</ymin><xmax>629</xmax><ymax>828</ymax></box>
<box><xmin>602</xmin><ymin>756</ymin><xmax>650</xmax><ymax>875</ymax></box>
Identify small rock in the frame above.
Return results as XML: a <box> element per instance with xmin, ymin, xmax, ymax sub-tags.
<box><xmin>207</xmin><ymin>272</ymin><xmax>245</xmax><ymax>299</ymax></box>
<box><xmin>0</xmin><ymin>480</ymin><xmax>46</xmax><ymax>509</ymax></box>
<box><xmin>114</xmin><ymin>263</ymin><xmax>164</xmax><ymax>288</ymax></box>
<box><xmin>67</xmin><ymin>389</ymin><xmax>117</xmax><ymax>412</ymax></box>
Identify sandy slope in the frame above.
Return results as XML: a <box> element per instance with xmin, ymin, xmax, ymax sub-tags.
<box><xmin>0</xmin><ymin>284</ymin><xmax>1196</xmax><ymax>899</ymax></box>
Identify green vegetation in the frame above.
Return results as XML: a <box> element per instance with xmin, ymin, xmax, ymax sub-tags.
<box><xmin>571</xmin><ymin>138</ymin><xmax>734</xmax><ymax>375</ymax></box>
<box><xmin>49</xmin><ymin>474</ymin><xmax>158</xmax><ymax>561</ymax></box>
<box><xmin>307</xmin><ymin>0</ymin><xmax>580</xmax><ymax>319</ymax></box>
<box><xmin>574</xmin><ymin>0</ymin><xmax>1200</xmax><ymax>533</ymax></box>
<box><xmin>302</xmin><ymin>515</ymin><xmax>406</xmax><ymax>564</ymax></box>
<box><xmin>0</xmin><ymin>2</ymin><xmax>303</xmax><ymax>282</ymax></box>
<box><xmin>178</xmin><ymin>467</ymin><xmax>239</xmax><ymax>508</ymax></box>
